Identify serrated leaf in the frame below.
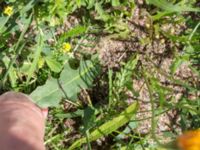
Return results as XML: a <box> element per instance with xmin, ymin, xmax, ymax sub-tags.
<box><xmin>69</xmin><ymin>102</ymin><xmax>138</xmax><ymax>150</ymax></box>
<box><xmin>30</xmin><ymin>59</ymin><xmax>100</xmax><ymax>108</ymax></box>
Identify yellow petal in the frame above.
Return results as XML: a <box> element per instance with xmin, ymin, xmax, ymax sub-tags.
<box><xmin>4</xmin><ymin>6</ymin><xmax>13</xmax><ymax>16</ymax></box>
<box><xmin>62</xmin><ymin>42</ymin><xmax>71</xmax><ymax>53</ymax></box>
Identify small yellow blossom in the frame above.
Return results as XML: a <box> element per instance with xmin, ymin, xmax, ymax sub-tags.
<box><xmin>177</xmin><ymin>129</ymin><xmax>200</xmax><ymax>150</ymax></box>
<box><xmin>61</xmin><ymin>42</ymin><xmax>71</xmax><ymax>53</ymax></box>
<box><xmin>3</xmin><ymin>6</ymin><xmax>13</xmax><ymax>16</ymax></box>
<box><xmin>38</xmin><ymin>57</ymin><xmax>45</xmax><ymax>69</ymax></box>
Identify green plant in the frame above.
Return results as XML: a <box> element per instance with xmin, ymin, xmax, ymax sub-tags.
<box><xmin>109</xmin><ymin>55</ymin><xmax>139</xmax><ymax>109</ymax></box>
<box><xmin>31</xmin><ymin>56</ymin><xmax>101</xmax><ymax>108</ymax></box>
<box><xmin>69</xmin><ymin>102</ymin><xmax>138</xmax><ymax>150</ymax></box>
<box><xmin>0</xmin><ymin>0</ymin><xmax>199</xmax><ymax>149</ymax></box>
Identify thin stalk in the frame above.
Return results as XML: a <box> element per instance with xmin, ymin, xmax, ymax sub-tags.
<box><xmin>44</xmin><ymin>134</ymin><xmax>61</xmax><ymax>145</ymax></box>
<box><xmin>46</xmin><ymin>124</ymin><xmax>59</xmax><ymax>138</ymax></box>
<box><xmin>82</xmin><ymin>89</ymin><xmax>93</xmax><ymax>107</ymax></box>
<box><xmin>52</xmin><ymin>144</ymin><xmax>60</xmax><ymax>150</ymax></box>
<box><xmin>108</xmin><ymin>69</ymin><xmax>113</xmax><ymax>109</ymax></box>
<box><xmin>146</xmin><ymin>56</ymin><xmax>197</xmax><ymax>91</ymax></box>
<box><xmin>85</xmin><ymin>130</ymin><xmax>92</xmax><ymax>150</ymax></box>
<box><xmin>188</xmin><ymin>21</ymin><xmax>200</xmax><ymax>41</ymax></box>
<box><xmin>57</xmin><ymin>79</ymin><xmax>80</xmax><ymax>107</ymax></box>
<box><xmin>114</xmin><ymin>130</ymin><xmax>143</xmax><ymax>140</ymax></box>
<box><xmin>130</xmin><ymin>109</ymin><xmax>170</xmax><ymax>122</ymax></box>
<box><xmin>143</xmin><ymin>71</ymin><xmax>162</xmax><ymax>145</ymax></box>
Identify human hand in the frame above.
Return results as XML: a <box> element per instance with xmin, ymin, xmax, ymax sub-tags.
<box><xmin>0</xmin><ymin>92</ymin><xmax>47</xmax><ymax>150</ymax></box>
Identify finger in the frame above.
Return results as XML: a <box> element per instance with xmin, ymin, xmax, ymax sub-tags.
<box><xmin>41</xmin><ymin>108</ymin><xmax>48</xmax><ymax>119</ymax></box>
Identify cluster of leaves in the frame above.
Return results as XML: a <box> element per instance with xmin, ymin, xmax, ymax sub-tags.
<box><xmin>0</xmin><ymin>1</ymin><xmax>140</xmax><ymax>148</ymax></box>
<box><xmin>0</xmin><ymin>1</ymin><xmax>87</xmax><ymax>91</ymax></box>
<box><xmin>151</xmin><ymin>0</ymin><xmax>200</xmax><ymax>132</ymax></box>
<box><xmin>31</xmin><ymin>56</ymin><xmax>101</xmax><ymax>108</ymax></box>
<box><xmin>0</xmin><ymin>0</ymin><xmax>135</xmax><ymax>92</ymax></box>
<box><xmin>0</xmin><ymin>0</ymin><xmax>200</xmax><ymax>149</ymax></box>
<box><xmin>44</xmin><ymin>55</ymin><xmax>140</xmax><ymax>150</ymax></box>
<box><xmin>35</xmin><ymin>0</ymin><xmax>135</xmax><ymax>36</ymax></box>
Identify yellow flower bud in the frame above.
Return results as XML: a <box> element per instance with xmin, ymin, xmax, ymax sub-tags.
<box><xmin>4</xmin><ymin>6</ymin><xmax>13</xmax><ymax>16</ymax></box>
<box><xmin>61</xmin><ymin>42</ymin><xmax>71</xmax><ymax>53</ymax></box>
<box><xmin>38</xmin><ymin>57</ymin><xmax>45</xmax><ymax>69</ymax></box>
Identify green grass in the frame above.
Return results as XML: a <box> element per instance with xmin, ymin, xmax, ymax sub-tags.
<box><xmin>0</xmin><ymin>0</ymin><xmax>199</xmax><ymax>149</ymax></box>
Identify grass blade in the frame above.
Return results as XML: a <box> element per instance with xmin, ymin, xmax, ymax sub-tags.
<box><xmin>26</xmin><ymin>28</ymin><xmax>44</xmax><ymax>84</ymax></box>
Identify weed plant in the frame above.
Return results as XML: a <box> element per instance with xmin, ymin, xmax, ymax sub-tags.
<box><xmin>0</xmin><ymin>0</ymin><xmax>199</xmax><ymax>149</ymax></box>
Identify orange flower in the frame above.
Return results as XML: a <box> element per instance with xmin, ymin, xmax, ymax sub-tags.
<box><xmin>177</xmin><ymin>129</ymin><xmax>200</xmax><ymax>150</ymax></box>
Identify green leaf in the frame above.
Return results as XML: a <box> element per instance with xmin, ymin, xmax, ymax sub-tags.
<box><xmin>112</xmin><ymin>0</ymin><xmax>120</xmax><ymax>7</ymax></box>
<box><xmin>19</xmin><ymin>0</ymin><xmax>35</xmax><ymax>15</ymax></box>
<box><xmin>30</xmin><ymin>58</ymin><xmax>100</xmax><ymax>108</ymax></box>
<box><xmin>45</xmin><ymin>56</ymin><xmax>62</xmax><ymax>73</ymax></box>
<box><xmin>95</xmin><ymin>2</ymin><xmax>110</xmax><ymax>21</ymax></box>
<box><xmin>63</xmin><ymin>25</ymin><xmax>87</xmax><ymax>39</ymax></box>
<box><xmin>20</xmin><ymin>61</ymin><xmax>32</xmax><ymax>75</ymax></box>
<box><xmin>0</xmin><ymin>16</ymin><xmax>9</xmax><ymax>33</ymax></box>
<box><xmin>75</xmin><ymin>0</ymin><xmax>87</xmax><ymax>7</ymax></box>
<box><xmin>31</xmin><ymin>78</ymin><xmax>63</xmax><ymax>107</ymax></box>
<box><xmin>55</xmin><ymin>109</ymin><xmax>84</xmax><ymax>119</ymax></box>
<box><xmin>68</xmin><ymin>102</ymin><xmax>138</xmax><ymax>150</ymax></box>
<box><xmin>115</xmin><ymin>55</ymin><xmax>139</xmax><ymax>89</ymax></box>
<box><xmin>146</xmin><ymin>0</ymin><xmax>200</xmax><ymax>12</ymax></box>
<box><xmin>76</xmin><ymin>0</ymin><xmax>82</xmax><ymax>7</ymax></box>
<box><xmin>2</xmin><ymin>56</ymin><xmax>17</xmax><ymax>88</ymax></box>
<box><xmin>87</xmin><ymin>0</ymin><xmax>95</xmax><ymax>9</ymax></box>
<box><xmin>150</xmin><ymin>77</ymin><xmax>169</xmax><ymax>107</ymax></box>
<box><xmin>170</xmin><ymin>56</ymin><xmax>183</xmax><ymax>74</ymax></box>
<box><xmin>83</xmin><ymin>106</ymin><xmax>96</xmax><ymax>132</ymax></box>
<box><xmin>26</xmin><ymin>29</ymin><xmax>44</xmax><ymax>84</ymax></box>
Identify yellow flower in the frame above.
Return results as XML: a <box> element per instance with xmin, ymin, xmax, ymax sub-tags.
<box><xmin>3</xmin><ymin>6</ymin><xmax>13</xmax><ymax>16</ymax></box>
<box><xmin>38</xmin><ymin>57</ymin><xmax>45</xmax><ymax>69</ymax></box>
<box><xmin>177</xmin><ymin>129</ymin><xmax>200</xmax><ymax>150</ymax></box>
<box><xmin>61</xmin><ymin>42</ymin><xmax>71</xmax><ymax>53</ymax></box>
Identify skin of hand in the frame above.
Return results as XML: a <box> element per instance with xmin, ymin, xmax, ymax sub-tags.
<box><xmin>0</xmin><ymin>92</ymin><xmax>46</xmax><ymax>150</ymax></box>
